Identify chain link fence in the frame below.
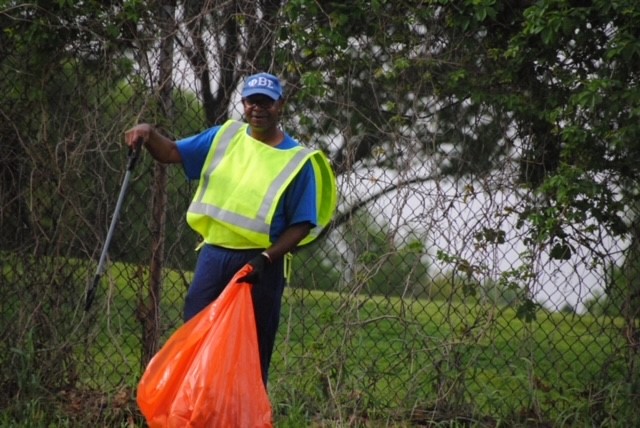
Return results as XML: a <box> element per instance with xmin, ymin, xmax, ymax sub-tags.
<box><xmin>1</xmin><ymin>2</ymin><xmax>639</xmax><ymax>426</ymax></box>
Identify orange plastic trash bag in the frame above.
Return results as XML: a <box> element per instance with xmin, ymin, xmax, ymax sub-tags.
<box><xmin>137</xmin><ymin>265</ymin><xmax>273</xmax><ymax>428</ymax></box>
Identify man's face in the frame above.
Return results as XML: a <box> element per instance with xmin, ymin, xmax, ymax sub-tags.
<box><xmin>242</xmin><ymin>95</ymin><xmax>282</xmax><ymax>131</ymax></box>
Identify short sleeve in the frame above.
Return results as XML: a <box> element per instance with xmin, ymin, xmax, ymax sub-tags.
<box><xmin>269</xmin><ymin>161</ymin><xmax>317</xmax><ymax>242</ymax></box>
<box><xmin>176</xmin><ymin>126</ymin><xmax>221</xmax><ymax>180</ymax></box>
<box><xmin>285</xmin><ymin>162</ymin><xmax>317</xmax><ymax>227</ymax></box>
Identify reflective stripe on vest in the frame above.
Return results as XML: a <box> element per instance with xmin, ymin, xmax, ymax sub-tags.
<box><xmin>187</xmin><ymin>120</ymin><xmax>319</xmax><ymax>246</ymax></box>
<box><xmin>196</xmin><ymin>120</ymin><xmax>244</xmax><ymax>203</ymax></box>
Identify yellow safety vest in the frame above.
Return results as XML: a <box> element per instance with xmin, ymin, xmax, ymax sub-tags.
<box><xmin>186</xmin><ymin>120</ymin><xmax>337</xmax><ymax>249</ymax></box>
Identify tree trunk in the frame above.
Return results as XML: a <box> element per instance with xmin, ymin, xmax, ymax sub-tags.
<box><xmin>140</xmin><ymin>0</ymin><xmax>175</xmax><ymax>368</ymax></box>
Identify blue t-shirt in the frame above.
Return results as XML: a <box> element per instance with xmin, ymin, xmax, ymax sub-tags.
<box><xmin>177</xmin><ymin>126</ymin><xmax>317</xmax><ymax>243</ymax></box>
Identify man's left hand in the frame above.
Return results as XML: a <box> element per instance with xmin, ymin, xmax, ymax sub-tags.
<box><xmin>237</xmin><ymin>253</ymin><xmax>270</xmax><ymax>284</ymax></box>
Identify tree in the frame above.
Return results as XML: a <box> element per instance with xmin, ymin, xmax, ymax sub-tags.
<box><xmin>429</xmin><ymin>0</ymin><xmax>640</xmax><ymax>405</ymax></box>
<box><xmin>178</xmin><ymin>0</ymin><xmax>285</xmax><ymax>124</ymax></box>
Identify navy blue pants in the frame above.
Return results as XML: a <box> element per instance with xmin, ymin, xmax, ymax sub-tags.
<box><xmin>183</xmin><ymin>244</ymin><xmax>285</xmax><ymax>385</ymax></box>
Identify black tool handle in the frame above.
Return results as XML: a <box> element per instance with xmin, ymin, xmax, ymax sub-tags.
<box><xmin>85</xmin><ymin>140</ymin><xmax>142</xmax><ymax>311</ymax></box>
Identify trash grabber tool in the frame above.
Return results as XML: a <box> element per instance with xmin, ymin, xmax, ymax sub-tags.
<box><xmin>85</xmin><ymin>142</ymin><xmax>142</xmax><ymax>311</ymax></box>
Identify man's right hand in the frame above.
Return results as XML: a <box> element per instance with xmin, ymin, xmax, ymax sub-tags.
<box><xmin>124</xmin><ymin>124</ymin><xmax>152</xmax><ymax>149</ymax></box>
<box><xmin>123</xmin><ymin>123</ymin><xmax>182</xmax><ymax>164</ymax></box>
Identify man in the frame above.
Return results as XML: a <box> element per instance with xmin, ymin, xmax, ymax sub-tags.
<box><xmin>124</xmin><ymin>72</ymin><xmax>337</xmax><ymax>384</ymax></box>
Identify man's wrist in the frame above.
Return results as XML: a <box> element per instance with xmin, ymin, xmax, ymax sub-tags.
<box><xmin>261</xmin><ymin>251</ymin><xmax>272</xmax><ymax>263</ymax></box>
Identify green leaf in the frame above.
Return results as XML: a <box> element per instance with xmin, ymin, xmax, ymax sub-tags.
<box><xmin>516</xmin><ymin>299</ymin><xmax>538</xmax><ymax>322</ymax></box>
<box><xmin>550</xmin><ymin>242</ymin><xmax>572</xmax><ymax>260</ymax></box>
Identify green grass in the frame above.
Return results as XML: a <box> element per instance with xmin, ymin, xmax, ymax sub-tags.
<box><xmin>1</xmin><ymin>256</ymin><xmax>636</xmax><ymax>426</ymax></box>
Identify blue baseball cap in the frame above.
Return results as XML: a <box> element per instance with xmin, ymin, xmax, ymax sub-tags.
<box><xmin>241</xmin><ymin>72</ymin><xmax>283</xmax><ymax>100</ymax></box>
